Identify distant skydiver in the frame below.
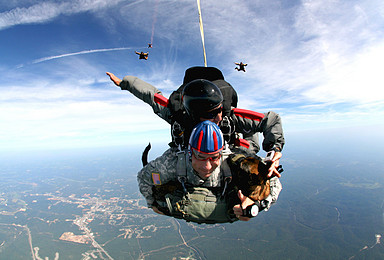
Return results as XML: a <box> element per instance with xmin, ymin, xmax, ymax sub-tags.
<box><xmin>235</xmin><ymin>62</ymin><xmax>247</xmax><ymax>72</ymax></box>
<box><xmin>148</xmin><ymin>43</ymin><xmax>152</xmax><ymax>48</ymax></box>
<box><xmin>135</xmin><ymin>51</ymin><xmax>149</xmax><ymax>60</ymax></box>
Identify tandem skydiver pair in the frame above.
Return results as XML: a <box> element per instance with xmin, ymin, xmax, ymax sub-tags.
<box><xmin>106</xmin><ymin>66</ymin><xmax>285</xmax><ymax>223</ymax></box>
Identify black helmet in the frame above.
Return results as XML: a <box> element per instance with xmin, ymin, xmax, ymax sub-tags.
<box><xmin>182</xmin><ymin>79</ymin><xmax>223</xmax><ymax>119</ymax></box>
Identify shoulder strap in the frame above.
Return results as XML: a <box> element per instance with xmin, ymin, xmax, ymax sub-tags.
<box><xmin>176</xmin><ymin>149</ymin><xmax>188</xmax><ymax>193</ymax></box>
<box><xmin>172</xmin><ymin>121</ymin><xmax>185</xmax><ymax>148</ymax></box>
<box><xmin>232</xmin><ymin>108</ymin><xmax>264</xmax><ymax>122</ymax></box>
<box><xmin>220</xmin><ymin>157</ymin><xmax>233</xmax><ymax>197</ymax></box>
<box><xmin>230</xmin><ymin>153</ymin><xmax>246</xmax><ymax>165</ymax></box>
<box><xmin>227</xmin><ymin>153</ymin><xmax>246</xmax><ymax>172</ymax></box>
<box><xmin>221</xmin><ymin>159</ymin><xmax>232</xmax><ymax>179</ymax></box>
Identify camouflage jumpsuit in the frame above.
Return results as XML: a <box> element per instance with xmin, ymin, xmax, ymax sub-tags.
<box><xmin>137</xmin><ymin>147</ymin><xmax>282</xmax><ymax>211</ymax></box>
<box><xmin>119</xmin><ymin>76</ymin><xmax>284</xmax><ymax>216</ymax></box>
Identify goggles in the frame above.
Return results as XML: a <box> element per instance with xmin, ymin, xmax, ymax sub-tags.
<box><xmin>199</xmin><ymin>105</ymin><xmax>223</xmax><ymax>119</ymax></box>
<box><xmin>192</xmin><ymin>149</ymin><xmax>222</xmax><ymax>162</ymax></box>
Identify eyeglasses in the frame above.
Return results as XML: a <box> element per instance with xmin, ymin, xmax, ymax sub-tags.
<box><xmin>192</xmin><ymin>149</ymin><xmax>222</xmax><ymax>162</ymax></box>
<box><xmin>199</xmin><ymin>105</ymin><xmax>223</xmax><ymax>119</ymax></box>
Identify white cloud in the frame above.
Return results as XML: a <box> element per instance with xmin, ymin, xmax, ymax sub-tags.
<box><xmin>0</xmin><ymin>0</ymin><xmax>125</xmax><ymax>30</ymax></box>
<box><xmin>199</xmin><ymin>0</ymin><xmax>384</xmax><ymax>108</ymax></box>
<box><xmin>303</xmin><ymin>41</ymin><xmax>384</xmax><ymax>104</ymax></box>
<box><xmin>0</xmin><ymin>2</ymin><xmax>61</xmax><ymax>29</ymax></box>
<box><xmin>0</xmin><ymin>73</ymin><xmax>170</xmax><ymax>151</ymax></box>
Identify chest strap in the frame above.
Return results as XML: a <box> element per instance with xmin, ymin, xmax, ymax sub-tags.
<box><xmin>220</xmin><ymin>158</ymin><xmax>233</xmax><ymax>196</ymax></box>
<box><xmin>176</xmin><ymin>149</ymin><xmax>188</xmax><ymax>193</ymax></box>
<box><xmin>172</xmin><ymin>121</ymin><xmax>185</xmax><ymax>148</ymax></box>
<box><xmin>231</xmin><ymin>153</ymin><xmax>246</xmax><ymax>164</ymax></box>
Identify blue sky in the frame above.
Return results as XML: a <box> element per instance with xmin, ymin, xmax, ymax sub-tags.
<box><xmin>1</xmin><ymin>0</ymin><xmax>384</xmax><ymax>152</ymax></box>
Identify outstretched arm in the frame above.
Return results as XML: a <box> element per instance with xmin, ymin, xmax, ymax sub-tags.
<box><xmin>105</xmin><ymin>72</ymin><xmax>173</xmax><ymax>124</ymax></box>
<box><xmin>106</xmin><ymin>72</ymin><xmax>122</xmax><ymax>86</ymax></box>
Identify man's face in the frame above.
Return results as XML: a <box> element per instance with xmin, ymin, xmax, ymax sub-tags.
<box><xmin>191</xmin><ymin>150</ymin><xmax>222</xmax><ymax>179</ymax></box>
<box><xmin>199</xmin><ymin>105</ymin><xmax>223</xmax><ymax>125</ymax></box>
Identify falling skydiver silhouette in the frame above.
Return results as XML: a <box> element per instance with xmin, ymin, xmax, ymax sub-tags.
<box><xmin>135</xmin><ymin>51</ymin><xmax>149</xmax><ymax>60</ymax></box>
<box><xmin>235</xmin><ymin>62</ymin><xmax>247</xmax><ymax>72</ymax></box>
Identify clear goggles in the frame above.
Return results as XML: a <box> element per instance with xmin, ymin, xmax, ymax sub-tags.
<box><xmin>192</xmin><ymin>149</ymin><xmax>222</xmax><ymax>162</ymax></box>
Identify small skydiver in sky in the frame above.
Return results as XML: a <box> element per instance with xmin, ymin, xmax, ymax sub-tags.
<box><xmin>135</xmin><ymin>51</ymin><xmax>149</xmax><ymax>60</ymax></box>
<box><xmin>235</xmin><ymin>62</ymin><xmax>247</xmax><ymax>72</ymax></box>
<box><xmin>148</xmin><ymin>43</ymin><xmax>152</xmax><ymax>48</ymax></box>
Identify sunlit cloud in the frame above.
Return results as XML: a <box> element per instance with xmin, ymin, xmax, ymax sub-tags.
<box><xmin>303</xmin><ymin>42</ymin><xmax>384</xmax><ymax>104</ymax></box>
<box><xmin>198</xmin><ymin>0</ymin><xmax>384</xmax><ymax>108</ymax></box>
<box><xmin>0</xmin><ymin>82</ymin><xmax>170</xmax><ymax>151</ymax></box>
<box><xmin>0</xmin><ymin>0</ymin><xmax>126</xmax><ymax>30</ymax></box>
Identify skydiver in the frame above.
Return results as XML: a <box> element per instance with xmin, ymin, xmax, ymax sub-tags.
<box><xmin>135</xmin><ymin>51</ymin><xmax>149</xmax><ymax>60</ymax></box>
<box><xmin>106</xmin><ymin>70</ymin><xmax>284</xmax><ymax>178</ymax></box>
<box><xmin>148</xmin><ymin>43</ymin><xmax>152</xmax><ymax>48</ymax></box>
<box><xmin>137</xmin><ymin>120</ymin><xmax>283</xmax><ymax>223</ymax></box>
<box><xmin>235</xmin><ymin>62</ymin><xmax>247</xmax><ymax>72</ymax></box>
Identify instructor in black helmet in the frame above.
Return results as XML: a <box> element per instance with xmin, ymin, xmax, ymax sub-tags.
<box><xmin>106</xmin><ymin>70</ymin><xmax>284</xmax><ymax>178</ymax></box>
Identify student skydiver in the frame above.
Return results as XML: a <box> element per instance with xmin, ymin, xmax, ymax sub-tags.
<box><xmin>137</xmin><ymin>120</ymin><xmax>283</xmax><ymax>223</ymax></box>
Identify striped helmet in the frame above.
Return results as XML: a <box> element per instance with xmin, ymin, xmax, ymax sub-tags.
<box><xmin>189</xmin><ymin>120</ymin><xmax>224</xmax><ymax>154</ymax></box>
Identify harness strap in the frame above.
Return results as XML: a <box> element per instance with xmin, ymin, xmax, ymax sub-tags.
<box><xmin>154</xmin><ymin>93</ymin><xmax>169</xmax><ymax>107</ymax></box>
<box><xmin>231</xmin><ymin>153</ymin><xmax>246</xmax><ymax>163</ymax></box>
<box><xmin>233</xmin><ymin>108</ymin><xmax>264</xmax><ymax>121</ymax></box>
<box><xmin>165</xmin><ymin>195</ymin><xmax>173</xmax><ymax>214</ymax></box>
<box><xmin>226</xmin><ymin>153</ymin><xmax>246</xmax><ymax>194</ymax></box>
<box><xmin>221</xmin><ymin>159</ymin><xmax>232</xmax><ymax>179</ymax></box>
<box><xmin>220</xmin><ymin>116</ymin><xmax>233</xmax><ymax>142</ymax></box>
<box><xmin>176</xmin><ymin>149</ymin><xmax>188</xmax><ymax>193</ymax></box>
<box><xmin>172</xmin><ymin>121</ymin><xmax>185</xmax><ymax>148</ymax></box>
<box><xmin>220</xmin><ymin>159</ymin><xmax>232</xmax><ymax>197</ymax></box>
<box><xmin>234</xmin><ymin>137</ymin><xmax>250</xmax><ymax>148</ymax></box>
<box><xmin>189</xmin><ymin>193</ymin><xmax>217</xmax><ymax>202</ymax></box>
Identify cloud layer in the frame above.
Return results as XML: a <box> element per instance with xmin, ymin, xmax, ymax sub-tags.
<box><xmin>0</xmin><ymin>0</ymin><xmax>126</xmax><ymax>30</ymax></box>
<box><xmin>1</xmin><ymin>0</ymin><xmax>383</xmax><ymax>151</ymax></box>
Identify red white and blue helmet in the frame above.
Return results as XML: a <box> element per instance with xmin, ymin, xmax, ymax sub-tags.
<box><xmin>189</xmin><ymin>120</ymin><xmax>224</xmax><ymax>154</ymax></box>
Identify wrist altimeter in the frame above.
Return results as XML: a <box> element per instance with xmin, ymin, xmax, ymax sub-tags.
<box><xmin>244</xmin><ymin>203</ymin><xmax>259</xmax><ymax>218</ymax></box>
<box><xmin>243</xmin><ymin>200</ymin><xmax>269</xmax><ymax>218</ymax></box>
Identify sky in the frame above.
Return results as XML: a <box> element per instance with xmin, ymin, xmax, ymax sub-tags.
<box><xmin>1</xmin><ymin>0</ymin><xmax>384</xmax><ymax>152</ymax></box>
